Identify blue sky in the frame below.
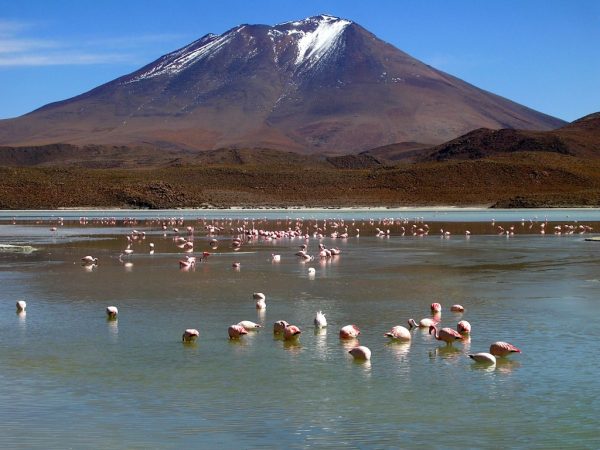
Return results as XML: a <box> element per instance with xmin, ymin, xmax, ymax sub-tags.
<box><xmin>0</xmin><ymin>0</ymin><xmax>598</xmax><ymax>121</ymax></box>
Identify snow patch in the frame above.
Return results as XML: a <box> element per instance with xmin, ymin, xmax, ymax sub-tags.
<box><xmin>127</xmin><ymin>32</ymin><xmax>234</xmax><ymax>82</ymax></box>
<box><xmin>293</xmin><ymin>18</ymin><xmax>350</xmax><ymax>67</ymax></box>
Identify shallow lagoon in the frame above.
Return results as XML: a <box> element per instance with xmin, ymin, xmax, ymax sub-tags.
<box><xmin>1</xmin><ymin>211</ymin><xmax>599</xmax><ymax>448</ymax></box>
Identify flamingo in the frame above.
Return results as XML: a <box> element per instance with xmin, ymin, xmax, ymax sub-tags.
<box><xmin>469</xmin><ymin>353</ymin><xmax>496</xmax><ymax>365</ymax></box>
<box><xmin>255</xmin><ymin>297</ymin><xmax>266</xmax><ymax>310</ymax></box>
<box><xmin>237</xmin><ymin>320</ymin><xmax>261</xmax><ymax>330</ymax></box>
<box><xmin>429</xmin><ymin>325</ymin><xmax>464</xmax><ymax>346</ymax></box>
<box><xmin>450</xmin><ymin>304</ymin><xmax>465</xmax><ymax>312</ymax></box>
<box><xmin>349</xmin><ymin>346</ymin><xmax>371</xmax><ymax>361</ymax></box>
<box><xmin>81</xmin><ymin>255</ymin><xmax>98</xmax><ymax>265</ymax></box>
<box><xmin>339</xmin><ymin>324</ymin><xmax>360</xmax><ymax>339</ymax></box>
<box><xmin>384</xmin><ymin>325</ymin><xmax>411</xmax><ymax>341</ymax></box>
<box><xmin>457</xmin><ymin>320</ymin><xmax>471</xmax><ymax>334</ymax></box>
<box><xmin>490</xmin><ymin>341</ymin><xmax>521</xmax><ymax>357</ymax></box>
<box><xmin>271</xmin><ymin>254</ymin><xmax>281</xmax><ymax>262</ymax></box>
<box><xmin>314</xmin><ymin>311</ymin><xmax>327</xmax><ymax>328</ymax></box>
<box><xmin>430</xmin><ymin>302</ymin><xmax>442</xmax><ymax>313</ymax></box>
<box><xmin>408</xmin><ymin>318</ymin><xmax>438</xmax><ymax>329</ymax></box>
<box><xmin>253</xmin><ymin>293</ymin><xmax>265</xmax><ymax>300</ymax></box>
<box><xmin>179</xmin><ymin>256</ymin><xmax>195</xmax><ymax>269</ymax></box>
<box><xmin>16</xmin><ymin>300</ymin><xmax>26</xmax><ymax>312</ymax></box>
<box><xmin>106</xmin><ymin>306</ymin><xmax>118</xmax><ymax>319</ymax></box>
<box><xmin>228</xmin><ymin>324</ymin><xmax>248</xmax><ymax>339</ymax></box>
<box><xmin>308</xmin><ymin>267</ymin><xmax>316</xmax><ymax>275</ymax></box>
<box><xmin>284</xmin><ymin>325</ymin><xmax>302</xmax><ymax>341</ymax></box>
<box><xmin>182</xmin><ymin>329</ymin><xmax>200</xmax><ymax>342</ymax></box>
<box><xmin>273</xmin><ymin>320</ymin><xmax>289</xmax><ymax>334</ymax></box>
<box><xmin>232</xmin><ymin>262</ymin><xmax>241</xmax><ymax>269</ymax></box>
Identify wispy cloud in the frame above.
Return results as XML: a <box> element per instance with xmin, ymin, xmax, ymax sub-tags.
<box><xmin>0</xmin><ymin>19</ymin><xmax>185</xmax><ymax>67</ymax></box>
<box><xmin>0</xmin><ymin>19</ymin><xmax>31</xmax><ymax>36</ymax></box>
<box><xmin>0</xmin><ymin>52</ymin><xmax>133</xmax><ymax>67</ymax></box>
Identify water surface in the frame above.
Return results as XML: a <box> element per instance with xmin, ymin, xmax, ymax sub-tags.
<box><xmin>1</xmin><ymin>215</ymin><xmax>599</xmax><ymax>448</ymax></box>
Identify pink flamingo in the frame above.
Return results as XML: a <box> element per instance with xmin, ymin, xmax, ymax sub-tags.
<box><xmin>237</xmin><ymin>320</ymin><xmax>261</xmax><ymax>330</ymax></box>
<box><xmin>384</xmin><ymin>325</ymin><xmax>411</xmax><ymax>341</ymax></box>
<box><xmin>457</xmin><ymin>320</ymin><xmax>471</xmax><ymax>334</ymax></box>
<box><xmin>273</xmin><ymin>320</ymin><xmax>289</xmax><ymax>334</ymax></box>
<box><xmin>228</xmin><ymin>324</ymin><xmax>248</xmax><ymax>339</ymax></box>
<box><xmin>408</xmin><ymin>318</ymin><xmax>438</xmax><ymax>329</ymax></box>
<box><xmin>430</xmin><ymin>302</ymin><xmax>442</xmax><ymax>313</ymax></box>
<box><xmin>106</xmin><ymin>306</ymin><xmax>118</xmax><ymax>319</ymax></box>
<box><xmin>284</xmin><ymin>325</ymin><xmax>302</xmax><ymax>341</ymax></box>
<box><xmin>429</xmin><ymin>325</ymin><xmax>464</xmax><ymax>346</ymax></box>
<box><xmin>469</xmin><ymin>353</ymin><xmax>496</xmax><ymax>365</ymax></box>
<box><xmin>81</xmin><ymin>255</ymin><xmax>98</xmax><ymax>265</ymax></box>
<box><xmin>451</xmin><ymin>304</ymin><xmax>465</xmax><ymax>312</ymax></box>
<box><xmin>182</xmin><ymin>329</ymin><xmax>200</xmax><ymax>342</ymax></box>
<box><xmin>349</xmin><ymin>346</ymin><xmax>371</xmax><ymax>361</ymax></box>
<box><xmin>179</xmin><ymin>256</ymin><xmax>195</xmax><ymax>269</ymax></box>
<box><xmin>339</xmin><ymin>324</ymin><xmax>360</xmax><ymax>339</ymax></box>
<box><xmin>490</xmin><ymin>341</ymin><xmax>521</xmax><ymax>357</ymax></box>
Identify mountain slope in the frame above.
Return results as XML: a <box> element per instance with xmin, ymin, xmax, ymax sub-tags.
<box><xmin>420</xmin><ymin>112</ymin><xmax>600</xmax><ymax>161</ymax></box>
<box><xmin>0</xmin><ymin>15</ymin><xmax>565</xmax><ymax>154</ymax></box>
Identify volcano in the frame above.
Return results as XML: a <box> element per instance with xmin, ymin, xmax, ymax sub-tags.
<box><xmin>0</xmin><ymin>14</ymin><xmax>565</xmax><ymax>154</ymax></box>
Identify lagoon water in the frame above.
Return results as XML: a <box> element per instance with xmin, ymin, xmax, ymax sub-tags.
<box><xmin>1</xmin><ymin>211</ymin><xmax>599</xmax><ymax>448</ymax></box>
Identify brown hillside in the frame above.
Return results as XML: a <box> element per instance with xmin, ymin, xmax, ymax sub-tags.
<box><xmin>420</xmin><ymin>113</ymin><xmax>600</xmax><ymax>161</ymax></box>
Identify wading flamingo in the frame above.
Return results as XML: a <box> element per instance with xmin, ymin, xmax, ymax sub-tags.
<box><xmin>339</xmin><ymin>324</ymin><xmax>360</xmax><ymax>339</ymax></box>
<box><xmin>314</xmin><ymin>311</ymin><xmax>327</xmax><ymax>328</ymax></box>
<box><xmin>429</xmin><ymin>325</ymin><xmax>464</xmax><ymax>346</ymax></box>
<box><xmin>16</xmin><ymin>300</ymin><xmax>26</xmax><ymax>312</ymax></box>
<box><xmin>349</xmin><ymin>346</ymin><xmax>371</xmax><ymax>361</ymax></box>
<box><xmin>457</xmin><ymin>320</ymin><xmax>471</xmax><ymax>334</ymax></box>
<box><xmin>273</xmin><ymin>320</ymin><xmax>289</xmax><ymax>334</ymax></box>
<box><xmin>237</xmin><ymin>320</ymin><xmax>261</xmax><ymax>330</ymax></box>
<box><xmin>408</xmin><ymin>318</ymin><xmax>438</xmax><ymax>329</ymax></box>
<box><xmin>469</xmin><ymin>353</ymin><xmax>496</xmax><ymax>365</ymax></box>
<box><xmin>182</xmin><ymin>329</ymin><xmax>200</xmax><ymax>342</ymax></box>
<box><xmin>228</xmin><ymin>324</ymin><xmax>248</xmax><ymax>339</ymax></box>
<box><xmin>430</xmin><ymin>303</ymin><xmax>442</xmax><ymax>313</ymax></box>
<box><xmin>81</xmin><ymin>256</ymin><xmax>98</xmax><ymax>265</ymax></box>
<box><xmin>384</xmin><ymin>325</ymin><xmax>411</xmax><ymax>341</ymax></box>
<box><xmin>490</xmin><ymin>341</ymin><xmax>521</xmax><ymax>357</ymax></box>
<box><xmin>450</xmin><ymin>304</ymin><xmax>465</xmax><ymax>312</ymax></box>
<box><xmin>284</xmin><ymin>325</ymin><xmax>302</xmax><ymax>341</ymax></box>
<box><xmin>106</xmin><ymin>306</ymin><xmax>118</xmax><ymax>319</ymax></box>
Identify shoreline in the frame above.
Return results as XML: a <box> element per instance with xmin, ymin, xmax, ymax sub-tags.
<box><xmin>2</xmin><ymin>205</ymin><xmax>600</xmax><ymax>213</ymax></box>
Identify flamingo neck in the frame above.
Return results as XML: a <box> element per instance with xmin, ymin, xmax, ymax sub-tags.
<box><xmin>429</xmin><ymin>325</ymin><xmax>439</xmax><ymax>339</ymax></box>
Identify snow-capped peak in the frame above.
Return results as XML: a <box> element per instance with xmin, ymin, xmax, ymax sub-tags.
<box><xmin>293</xmin><ymin>17</ymin><xmax>351</xmax><ymax>67</ymax></box>
<box><xmin>125</xmin><ymin>15</ymin><xmax>353</xmax><ymax>83</ymax></box>
<box><xmin>275</xmin><ymin>15</ymin><xmax>352</xmax><ymax>69</ymax></box>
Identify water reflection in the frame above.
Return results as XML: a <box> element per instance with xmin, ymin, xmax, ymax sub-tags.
<box><xmin>495</xmin><ymin>358</ymin><xmax>521</xmax><ymax>374</ymax></box>
<box><xmin>314</xmin><ymin>327</ymin><xmax>328</xmax><ymax>360</ymax></box>
<box><xmin>351</xmin><ymin>358</ymin><xmax>372</xmax><ymax>378</ymax></box>
<box><xmin>16</xmin><ymin>311</ymin><xmax>27</xmax><ymax>333</ymax></box>
<box><xmin>385</xmin><ymin>342</ymin><xmax>411</xmax><ymax>361</ymax></box>
<box><xmin>107</xmin><ymin>319</ymin><xmax>118</xmax><ymax>343</ymax></box>
<box><xmin>429</xmin><ymin>345</ymin><xmax>463</xmax><ymax>360</ymax></box>
<box><xmin>469</xmin><ymin>362</ymin><xmax>497</xmax><ymax>373</ymax></box>
<box><xmin>283</xmin><ymin>340</ymin><xmax>302</xmax><ymax>355</ymax></box>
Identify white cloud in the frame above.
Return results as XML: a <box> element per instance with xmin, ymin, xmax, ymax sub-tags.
<box><xmin>0</xmin><ymin>19</ymin><xmax>31</xmax><ymax>36</ymax></box>
<box><xmin>0</xmin><ymin>52</ymin><xmax>132</xmax><ymax>67</ymax></box>
<box><xmin>0</xmin><ymin>19</ymin><xmax>185</xmax><ymax>67</ymax></box>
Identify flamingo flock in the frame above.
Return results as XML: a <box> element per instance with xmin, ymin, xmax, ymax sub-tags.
<box><xmin>10</xmin><ymin>213</ymin><xmax>575</xmax><ymax>375</ymax></box>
